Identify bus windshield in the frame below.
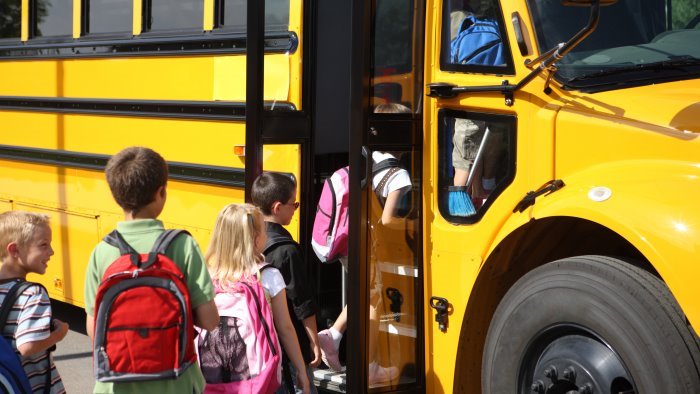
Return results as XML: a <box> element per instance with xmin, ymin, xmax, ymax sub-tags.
<box><xmin>527</xmin><ymin>0</ymin><xmax>700</xmax><ymax>90</ymax></box>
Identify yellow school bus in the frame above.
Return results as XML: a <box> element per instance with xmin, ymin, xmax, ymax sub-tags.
<box><xmin>1</xmin><ymin>0</ymin><xmax>699</xmax><ymax>392</ymax></box>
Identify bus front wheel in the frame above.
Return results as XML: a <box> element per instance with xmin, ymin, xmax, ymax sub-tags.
<box><xmin>482</xmin><ymin>255</ymin><xmax>700</xmax><ymax>394</ymax></box>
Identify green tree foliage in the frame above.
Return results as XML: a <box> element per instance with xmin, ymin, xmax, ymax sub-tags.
<box><xmin>0</xmin><ymin>0</ymin><xmax>21</xmax><ymax>39</ymax></box>
<box><xmin>672</xmin><ymin>0</ymin><xmax>700</xmax><ymax>28</ymax></box>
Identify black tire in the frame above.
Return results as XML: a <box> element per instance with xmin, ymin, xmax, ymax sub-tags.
<box><xmin>482</xmin><ymin>255</ymin><xmax>700</xmax><ymax>394</ymax></box>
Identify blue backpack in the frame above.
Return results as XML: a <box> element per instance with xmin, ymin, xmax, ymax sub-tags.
<box><xmin>0</xmin><ymin>280</ymin><xmax>34</xmax><ymax>394</ymax></box>
<box><xmin>450</xmin><ymin>15</ymin><xmax>505</xmax><ymax>66</ymax></box>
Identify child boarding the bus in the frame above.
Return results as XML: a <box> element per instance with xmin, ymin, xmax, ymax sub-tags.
<box><xmin>314</xmin><ymin>103</ymin><xmax>413</xmax><ymax>386</ymax></box>
<box><xmin>252</xmin><ymin>172</ymin><xmax>321</xmax><ymax>394</ymax></box>
<box><xmin>0</xmin><ymin>210</ymin><xmax>68</xmax><ymax>393</ymax></box>
<box><xmin>84</xmin><ymin>146</ymin><xmax>219</xmax><ymax>394</ymax></box>
<box><xmin>204</xmin><ymin>203</ymin><xmax>310</xmax><ymax>394</ymax></box>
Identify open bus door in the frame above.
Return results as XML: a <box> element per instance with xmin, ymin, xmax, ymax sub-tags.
<box><xmin>346</xmin><ymin>0</ymin><xmax>426</xmax><ymax>392</ymax></box>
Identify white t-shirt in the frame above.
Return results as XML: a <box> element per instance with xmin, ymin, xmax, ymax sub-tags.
<box><xmin>258</xmin><ymin>263</ymin><xmax>286</xmax><ymax>298</ymax></box>
<box><xmin>371</xmin><ymin>151</ymin><xmax>412</xmax><ymax>198</ymax></box>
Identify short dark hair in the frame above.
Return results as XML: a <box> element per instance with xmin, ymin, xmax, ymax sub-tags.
<box><xmin>105</xmin><ymin>147</ymin><xmax>168</xmax><ymax>213</ymax></box>
<box><xmin>251</xmin><ymin>172</ymin><xmax>296</xmax><ymax>215</ymax></box>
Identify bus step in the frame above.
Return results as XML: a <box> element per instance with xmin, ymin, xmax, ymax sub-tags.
<box><xmin>314</xmin><ymin>367</ymin><xmax>347</xmax><ymax>393</ymax></box>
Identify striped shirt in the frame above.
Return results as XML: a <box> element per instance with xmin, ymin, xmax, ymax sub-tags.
<box><xmin>0</xmin><ymin>280</ymin><xmax>65</xmax><ymax>394</ymax></box>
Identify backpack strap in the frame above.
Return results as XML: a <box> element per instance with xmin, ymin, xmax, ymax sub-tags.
<box><xmin>103</xmin><ymin>230</ymin><xmax>137</xmax><ymax>256</ymax></box>
<box><xmin>241</xmin><ymin>274</ymin><xmax>294</xmax><ymax>394</ymax></box>
<box><xmin>152</xmin><ymin>229</ymin><xmax>191</xmax><ymax>255</ymax></box>
<box><xmin>144</xmin><ymin>229</ymin><xmax>190</xmax><ymax>270</ymax></box>
<box><xmin>374</xmin><ymin>166</ymin><xmax>401</xmax><ymax>207</ymax></box>
<box><xmin>263</xmin><ymin>233</ymin><xmax>297</xmax><ymax>255</ymax></box>
<box><xmin>0</xmin><ymin>279</ymin><xmax>53</xmax><ymax>394</ymax></box>
<box><xmin>0</xmin><ymin>279</ymin><xmax>34</xmax><ymax>328</ymax></box>
<box><xmin>103</xmin><ymin>229</ymin><xmax>190</xmax><ymax>269</ymax></box>
<box><xmin>240</xmin><ymin>282</ymin><xmax>277</xmax><ymax>356</ymax></box>
<box><xmin>103</xmin><ymin>230</ymin><xmax>142</xmax><ymax>268</ymax></box>
<box><xmin>372</xmin><ymin>157</ymin><xmax>401</xmax><ymax>176</ymax></box>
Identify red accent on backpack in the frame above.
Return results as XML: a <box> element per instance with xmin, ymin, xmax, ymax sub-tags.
<box><xmin>92</xmin><ymin>230</ymin><xmax>197</xmax><ymax>382</ymax></box>
<box><xmin>311</xmin><ymin>166</ymin><xmax>349</xmax><ymax>263</ymax></box>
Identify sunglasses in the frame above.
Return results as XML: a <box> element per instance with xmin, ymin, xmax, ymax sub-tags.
<box><xmin>285</xmin><ymin>201</ymin><xmax>300</xmax><ymax>210</ymax></box>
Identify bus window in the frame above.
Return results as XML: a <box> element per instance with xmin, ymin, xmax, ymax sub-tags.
<box><xmin>438</xmin><ymin>111</ymin><xmax>515</xmax><ymax>223</ymax></box>
<box><xmin>33</xmin><ymin>0</ymin><xmax>73</xmax><ymax>38</ymax></box>
<box><xmin>148</xmin><ymin>0</ymin><xmax>204</xmax><ymax>32</ymax></box>
<box><xmin>441</xmin><ymin>0</ymin><xmax>514</xmax><ymax>74</ymax></box>
<box><xmin>0</xmin><ymin>0</ymin><xmax>21</xmax><ymax>40</ymax></box>
<box><xmin>217</xmin><ymin>0</ymin><xmax>290</xmax><ymax>33</ymax></box>
<box><xmin>87</xmin><ymin>0</ymin><xmax>132</xmax><ymax>35</ymax></box>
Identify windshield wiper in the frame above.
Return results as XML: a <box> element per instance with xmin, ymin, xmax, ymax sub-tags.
<box><xmin>565</xmin><ymin>56</ymin><xmax>700</xmax><ymax>83</ymax></box>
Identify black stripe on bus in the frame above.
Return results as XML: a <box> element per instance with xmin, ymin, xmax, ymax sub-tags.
<box><xmin>0</xmin><ymin>32</ymin><xmax>298</xmax><ymax>59</ymax></box>
<box><xmin>0</xmin><ymin>145</ymin><xmax>246</xmax><ymax>188</ymax></box>
<box><xmin>0</xmin><ymin>97</ymin><xmax>296</xmax><ymax>120</ymax></box>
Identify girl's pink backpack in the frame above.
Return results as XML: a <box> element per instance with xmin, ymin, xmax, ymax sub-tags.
<box><xmin>196</xmin><ymin>278</ymin><xmax>282</xmax><ymax>394</ymax></box>
<box><xmin>311</xmin><ymin>166</ymin><xmax>350</xmax><ymax>262</ymax></box>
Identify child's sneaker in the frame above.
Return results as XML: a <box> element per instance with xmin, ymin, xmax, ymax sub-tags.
<box><xmin>368</xmin><ymin>362</ymin><xmax>398</xmax><ymax>386</ymax></box>
<box><xmin>318</xmin><ymin>329</ymin><xmax>342</xmax><ymax>371</ymax></box>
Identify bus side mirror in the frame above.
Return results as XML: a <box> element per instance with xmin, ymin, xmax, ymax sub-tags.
<box><xmin>562</xmin><ymin>0</ymin><xmax>618</xmax><ymax>6</ymax></box>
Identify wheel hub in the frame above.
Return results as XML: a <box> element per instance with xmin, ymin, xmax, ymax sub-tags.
<box><xmin>523</xmin><ymin>327</ymin><xmax>636</xmax><ymax>394</ymax></box>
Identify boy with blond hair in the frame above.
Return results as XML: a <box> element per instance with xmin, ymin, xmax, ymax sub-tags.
<box><xmin>84</xmin><ymin>146</ymin><xmax>219</xmax><ymax>393</ymax></box>
<box><xmin>0</xmin><ymin>210</ymin><xmax>68</xmax><ymax>393</ymax></box>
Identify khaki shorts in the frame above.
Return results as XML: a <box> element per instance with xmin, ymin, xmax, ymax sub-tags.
<box><xmin>452</xmin><ymin>118</ymin><xmax>484</xmax><ymax>171</ymax></box>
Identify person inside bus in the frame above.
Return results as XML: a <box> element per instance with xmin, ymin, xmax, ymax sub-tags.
<box><xmin>449</xmin><ymin>0</ymin><xmax>476</xmax><ymax>41</ymax></box>
<box><xmin>448</xmin><ymin>0</ymin><xmax>504</xmax><ymax>66</ymax></box>
<box><xmin>317</xmin><ymin>103</ymin><xmax>412</xmax><ymax>386</ymax></box>
<box><xmin>449</xmin><ymin>117</ymin><xmax>507</xmax><ymax>216</ymax></box>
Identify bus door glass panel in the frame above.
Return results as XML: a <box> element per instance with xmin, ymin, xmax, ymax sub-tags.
<box><xmin>365</xmin><ymin>147</ymin><xmax>420</xmax><ymax>390</ymax></box>
<box><xmin>437</xmin><ymin>110</ymin><xmax>516</xmax><ymax>224</ymax></box>
<box><xmin>440</xmin><ymin>0</ymin><xmax>514</xmax><ymax>74</ymax></box>
<box><xmin>372</xmin><ymin>0</ymin><xmax>422</xmax><ymax>112</ymax></box>
<box><xmin>364</xmin><ymin>0</ymin><xmax>424</xmax><ymax>390</ymax></box>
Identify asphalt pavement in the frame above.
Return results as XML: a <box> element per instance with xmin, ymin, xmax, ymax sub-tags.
<box><xmin>51</xmin><ymin>300</ymin><xmax>94</xmax><ymax>393</ymax></box>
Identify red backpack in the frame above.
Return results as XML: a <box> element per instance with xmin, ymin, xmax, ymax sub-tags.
<box><xmin>93</xmin><ymin>229</ymin><xmax>197</xmax><ymax>382</ymax></box>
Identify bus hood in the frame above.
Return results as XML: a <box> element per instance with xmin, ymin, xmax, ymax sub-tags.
<box><xmin>562</xmin><ymin>79</ymin><xmax>700</xmax><ymax>134</ymax></box>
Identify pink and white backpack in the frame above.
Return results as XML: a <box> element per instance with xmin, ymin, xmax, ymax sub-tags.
<box><xmin>311</xmin><ymin>159</ymin><xmax>401</xmax><ymax>263</ymax></box>
<box><xmin>311</xmin><ymin>166</ymin><xmax>350</xmax><ymax>263</ymax></box>
<box><xmin>196</xmin><ymin>276</ymin><xmax>282</xmax><ymax>394</ymax></box>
